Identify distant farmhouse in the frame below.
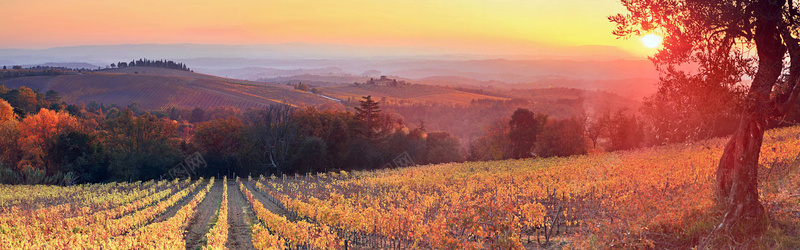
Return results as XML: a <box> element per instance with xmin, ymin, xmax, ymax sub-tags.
<box><xmin>355</xmin><ymin>76</ymin><xmax>410</xmax><ymax>87</ymax></box>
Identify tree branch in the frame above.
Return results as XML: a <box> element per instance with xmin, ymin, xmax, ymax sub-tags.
<box><xmin>774</xmin><ymin>25</ymin><xmax>800</xmax><ymax>115</ymax></box>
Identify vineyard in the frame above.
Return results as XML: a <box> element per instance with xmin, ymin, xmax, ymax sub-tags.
<box><xmin>2</xmin><ymin>126</ymin><xmax>800</xmax><ymax>249</ymax></box>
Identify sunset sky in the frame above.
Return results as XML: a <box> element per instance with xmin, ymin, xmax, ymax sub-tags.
<box><xmin>1</xmin><ymin>0</ymin><xmax>654</xmax><ymax>57</ymax></box>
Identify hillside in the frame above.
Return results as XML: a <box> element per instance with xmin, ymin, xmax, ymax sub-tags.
<box><xmin>490</xmin><ymin>87</ymin><xmax>642</xmax><ymax>115</ymax></box>
<box><xmin>417</xmin><ymin>75</ymin><xmax>657</xmax><ymax>101</ymax></box>
<box><xmin>259</xmin><ymin>74</ymin><xmax>371</xmax><ymax>87</ymax></box>
<box><xmin>100</xmin><ymin>66</ymin><xmax>213</xmax><ymax>79</ymax></box>
<box><xmin>310</xmin><ymin>82</ymin><xmax>640</xmax><ymax>147</ymax></box>
<box><xmin>101</xmin><ymin>66</ymin><xmax>300</xmax><ymax>88</ymax></box>
<box><xmin>322</xmin><ymin>84</ymin><xmax>508</xmax><ymax>106</ymax></box>
<box><xmin>0</xmin><ymin>67</ymin><xmax>340</xmax><ymax>111</ymax></box>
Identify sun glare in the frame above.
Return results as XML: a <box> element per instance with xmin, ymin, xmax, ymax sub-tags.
<box><xmin>641</xmin><ymin>34</ymin><xmax>662</xmax><ymax>48</ymax></box>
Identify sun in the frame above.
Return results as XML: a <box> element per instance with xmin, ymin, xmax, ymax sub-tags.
<box><xmin>641</xmin><ymin>34</ymin><xmax>662</xmax><ymax>48</ymax></box>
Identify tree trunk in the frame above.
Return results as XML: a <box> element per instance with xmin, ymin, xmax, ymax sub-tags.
<box><xmin>712</xmin><ymin>0</ymin><xmax>785</xmax><ymax>238</ymax></box>
<box><xmin>714</xmin><ymin>111</ymin><xmax>766</xmax><ymax>232</ymax></box>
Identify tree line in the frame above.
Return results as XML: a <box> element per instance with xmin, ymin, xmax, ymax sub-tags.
<box><xmin>0</xmin><ymin>88</ymin><xmax>462</xmax><ymax>184</ymax></box>
<box><xmin>464</xmin><ymin>69</ymin><xmax>800</xmax><ymax>162</ymax></box>
<box><xmin>466</xmin><ymin>104</ymin><xmax>660</xmax><ymax>161</ymax></box>
<box><xmin>0</xmin><ymin>68</ymin><xmax>70</xmax><ymax>81</ymax></box>
<box><xmin>109</xmin><ymin>58</ymin><xmax>190</xmax><ymax>71</ymax></box>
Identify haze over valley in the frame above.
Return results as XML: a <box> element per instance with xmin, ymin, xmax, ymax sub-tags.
<box><xmin>0</xmin><ymin>43</ymin><xmax>658</xmax><ymax>101</ymax></box>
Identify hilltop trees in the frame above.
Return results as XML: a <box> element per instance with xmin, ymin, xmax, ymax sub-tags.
<box><xmin>0</xmin><ymin>68</ymin><xmax>69</xmax><ymax>81</ymax></box>
<box><xmin>612</xmin><ymin>0</ymin><xmax>800</xmax><ymax>242</ymax></box>
<box><xmin>114</xmin><ymin>58</ymin><xmax>190</xmax><ymax>71</ymax></box>
<box><xmin>294</xmin><ymin>82</ymin><xmax>311</xmax><ymax>92</ymax></box>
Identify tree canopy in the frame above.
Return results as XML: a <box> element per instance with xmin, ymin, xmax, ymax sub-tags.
<box><xmin>612</xmin><ymin>0</ymin><xmax>800</xmax><ymax>245</ymax></box>
<box><xmin>508</xmin><ymin>108</ymin><xmax>547</xmax><ymax>159</ymax></box>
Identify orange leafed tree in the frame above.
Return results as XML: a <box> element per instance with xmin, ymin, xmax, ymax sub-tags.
<box><xmin>0</xmin><ymin>100</ymin><xmax>19</xmax><ymax>169</ymax></box>
<box><xmin>17</xmin><ymin>108</ymin><xmax>80</xmax><ymax>172</ymax></box>
<box><xmin>0</xmin><ymin>99</ymin><xmax>13</xmax><ymax>123</ymax></box>
<box><xmin>194</xmin><ymin>116</ymin><xmax>245</xmax><ymax>157</ymax></box>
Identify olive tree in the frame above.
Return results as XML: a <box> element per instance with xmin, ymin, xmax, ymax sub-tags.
<box><xmin>611</xmin><ymin>0</ymin><xmax>800</xmax><ymax>242</ymax></box>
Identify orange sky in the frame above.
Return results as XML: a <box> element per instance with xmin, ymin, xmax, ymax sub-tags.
<box><xmin>1</xmin><ymin>0</ymin><xmax>655</xmax><ymax>57</ymax></box>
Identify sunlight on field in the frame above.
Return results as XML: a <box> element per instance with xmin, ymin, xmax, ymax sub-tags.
<box><xmin>257</xmin><ymin>126</ymin><xmax>800</xmax><ymax>248</ymax></box>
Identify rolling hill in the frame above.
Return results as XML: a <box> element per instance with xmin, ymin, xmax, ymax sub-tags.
<box><xmin>0</xmin><ymin>66</ymin><xmax>642</xmax><ymax>125</ymax></box>
<box><xmin>416</xmin><ymin>75</ymin><xmax>657</xmax><ymax>101</ymax></box>
<box><xmin>0</xmin><ymin>67</ymin><xmax>341</xmax><ymax>111</ymax></box>
<box><xmin>321</xmin><ymin>84</ymin><xmax>509</xmax><ymax>106</ymax></box>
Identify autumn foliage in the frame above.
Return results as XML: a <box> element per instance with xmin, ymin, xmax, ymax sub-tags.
<box><xmin>0</xmin><ymin>99</ymin><xmax>13</xmax><ymax>123</ymax></box>
<box><xmin>17</xmin><ymin>108</ymin><xmax>80</xmax><ymax>172</ymax></box>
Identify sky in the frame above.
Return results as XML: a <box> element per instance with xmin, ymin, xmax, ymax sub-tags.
<box><xmin>1</xmin><ymin>0</ymin><xmax>655</xmax><ymax>58</ymax></box>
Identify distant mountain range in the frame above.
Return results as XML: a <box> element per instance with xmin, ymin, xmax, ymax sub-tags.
<box><xmin>0</xmin><ymin>43</ymin><xmax>641</xmax><ymax>64</ymax></box>
<box><xmin>0</xmin><ymin>43</ymin><xmax>660</xmax><ymax>101</ymax></box>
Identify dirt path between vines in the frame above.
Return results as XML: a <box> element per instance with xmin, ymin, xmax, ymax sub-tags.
<box><xmin>226</xmin><ymin>180</ymin><xmax>255</xmax><ymax>250</ymax></box>
<box><xmin>152</xmin><ymin>179</ymin><xmax>207</xmax><ymax>223</ymax></box>
<box><xmin>185</xmin><ymin>180</ymin><xmax>223</xmax><ymax>250</ymax></box>
<box><xmin>245</xmin><ymin>181</ymin><xmax>291</xmax><ymax>219</ymax></box>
